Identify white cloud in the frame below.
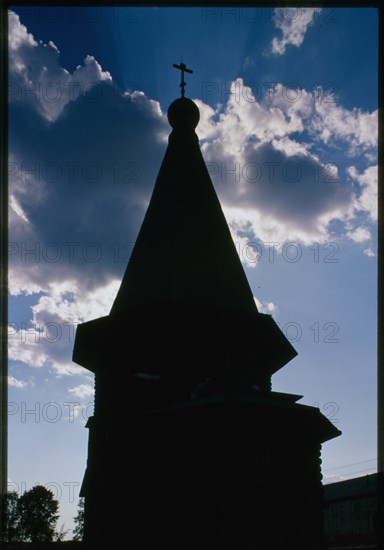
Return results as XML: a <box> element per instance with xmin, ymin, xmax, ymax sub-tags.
<box><xmin>364</xmin><ymin>248</ymin><xmax>375</xmax><ymax>257</ymax></box>
<box><xmin>270</xmin><ymin>8</ymin><xmax>321</xmax><ymax>56</ymax></box>
<box><xmin>30</xmin><ymin>279</ymin><xmax>121</xmax><ymax>324</ymax></box>
<box><xmin>347</xmin><ymin>226</ymin><xmax>371</xmax><ymax>243</ymax></box>
<box><xmin>8</xmin><ymin>10</ymin><xmax>37</xmax><ymax>50</ymax></box>
<box><xmin>8</xmin><ymin>376</ymin><xmax>29</xmax><ymax>388</ymax></box>
<box><xmin>9</xmin><ymin>85</ymin><xmax>167</xmax><ymax>298</ymax></box>
<box><xmin>9</xmin><ymin>194</ymin><xmax>29</xmax><ymax>223</ymax></box>
<box><xmin>198</xmin><ymin>79</ymin><xmax>376</xmax><ymax>245</ymax></box>
<box><xmin>268</xmin><ymin>83</ymin><xmax>315</xmax><ymax>126</ymax></box>
<box><xmin>348</xmin><ymin>165</ymin><xmax>378</xmax><ymax>221</ymax></box>
<box><xmin>190</xmin><ymin>98</ymin><xmax>217</xmax><ymax>141</ymax></box>
<box><xmin>8</xmin><ymin>279</ymin><xmax>120</xmax><ymax>377</ymax></box>
<box><xmin>271</xmin><ymin>136</ymin><xmax>312</xmax><ymax>158</ymax></box>
<box><xmin>254</xmin><ymin>297</ymin><xmax>278</xmax><ymax>315</ymax></box>
<box><xmin>312</xmin><ymin>102</ymin><xmax>378</xmax><ymax>154</ymax></box>
<box><xmin>224</xmin><ymin>217</ymin><xmax>263</xmax><ymax>269</ymax></box>
<box><xmin>68</xmin><ymin>383</ymin><xmax>94</xmax><ymax>399</ymax></box>
<box><xmin>8</xmin><ymin>328</ymin><xmax>49</xmax><ymax>369</ymax></box>
<box><xmin>8</xmin><ymin>10</ymin><xmax>112</xmax><ymax>122</ymax></box>
<box><xmin>215</xmin><ymin>80</ymin><xmax>314</xmax><ymax>145</ymax></box>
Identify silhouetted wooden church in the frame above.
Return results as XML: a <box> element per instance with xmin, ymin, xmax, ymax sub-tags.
<box><xmin>73</xmin><ymin>64</ymin><xmax>341</xmax><ymax>549</ymax></box>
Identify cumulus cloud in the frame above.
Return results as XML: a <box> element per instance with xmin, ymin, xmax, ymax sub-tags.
<box><xmin>347</xmin><ymin>226</ymin><xmax>371</xmax><ymax>243</ymax></box>
<box><xmin>8</xmin><ymin>11</ymin><xmax>112</xmax><ymax>122</ymax></box>
<box><xmin>8</xmin><ymin>279</ymin><xmax>120</xmax><ymax>377</ymax></box>
<box><xmin>270</xmin><ymin>8</ymin><xmax>322</xmax><ymax>56</ymax></box>
<box><xmin>9</xmin><ymin>14</ymin><xmax>168</xmax><ymax>297</ymax></box>
<box><xmin>311</xmin><ymin>102</ymin><xmax>378</xmax><ymax>155</ymax></box>
<box><xmin>199</xmin><ymin>79</ymin><xmax>367</xmax><ymax>245</ymax></box>
<box><xmin>8</xmin><ymin>376</ymin><xmax>30</xmax><ymax>388</ymax></box>
<box><xmin>348</xmin><ymin>165</ymin><xmax>378</xmax><ymax>221</ymax></box>
<box><xmin>8</xmin><ymin>325</ymin><xmax>49</xmax><ymax>370</ymax></box>
<box><xmin>68</xmin><ymin>383</ymin><xmax>94</xmax><ymax>399</ymax></box>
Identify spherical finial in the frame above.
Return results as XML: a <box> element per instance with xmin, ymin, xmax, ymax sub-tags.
<box><xmin>167</xmin><ymin>98</ymin><xmax>200</xmax><ymax>131</ymax></box>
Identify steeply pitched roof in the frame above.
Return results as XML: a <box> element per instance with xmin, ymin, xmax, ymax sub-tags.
<box><xmin>111</xmin><ymin>97</ymin><xmax>258</xmax><ymax>315</ymax></box>
<box><xmin>73</xmin><ymin>96</ymin><xmax>298</xmax><ymax>384</ymax></box>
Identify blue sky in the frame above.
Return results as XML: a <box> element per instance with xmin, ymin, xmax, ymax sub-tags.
<box><xmin>8</xmin><ymin>6</ymin><xmax>378</xmax><ymax>538</ymax></box>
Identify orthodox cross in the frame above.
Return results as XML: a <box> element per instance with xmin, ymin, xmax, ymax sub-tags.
<box><xmin>173</xmin><ymin>61</ymin><xmax>193</xmax><ymax>97</ymax></box>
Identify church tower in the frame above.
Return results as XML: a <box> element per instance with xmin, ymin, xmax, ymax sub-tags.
<box><xmin>73</xmin><ymin>65</ymin><xmax>340</xmax><ymax>549</ymax></box>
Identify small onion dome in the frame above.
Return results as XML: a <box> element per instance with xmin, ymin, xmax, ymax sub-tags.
<box><xmin>167</xmin><ymin>97</ymin><xmax>200</xmax><ymax>131</ymax></box>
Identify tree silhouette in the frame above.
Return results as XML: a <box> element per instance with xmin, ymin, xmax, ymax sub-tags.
<box><xmin>73</xmin><ymin>497</ymin><xmax>84</xmax><ymax>541</ymax></box>
<box><xmin>17</xmin><ymin>485</ymin><xmax>59</xmax><ymax>542</ymax></box>
<box><xmin>55</xmin><ymin>523</ymin><xmax>69</xmax><ymax>541</ymax></box>
<box><xmin>1</xmin><ymin>491</ymin><xmax>21</xmax><ymax>542</ymax></box>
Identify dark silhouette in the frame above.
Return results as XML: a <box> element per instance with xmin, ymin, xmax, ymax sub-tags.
<box><xmin>73</xmin><ymin>66</ymin><xmax>341</xmax><ymax>549</ymax></box>
<box><xmin>55</xmin><ymin>523</ymin><xmax>69</xmax><ymax>542</ymax></box>
<box><xmin>72</xmin><ymin>498</ymin><xmax>84</xmax><ymax>541</ymax></box>
<box><xmin>323</xmin><ymin>473</ymin><xmax>378</xmax><ymax>548</ymax></box>
<box><xmin>3</xmin><ymin>485</ymin><xmax>59</xmax><ymax>543</ymax></box>
<box><xmin>1</xmin><ymin>491</ymin><xmax>19</xmax><ymax>542</ymax></box>
<box><xmin>173</xmin><ymin>61</ymin><xmax>193</xmax><ymax>97</ymax></box>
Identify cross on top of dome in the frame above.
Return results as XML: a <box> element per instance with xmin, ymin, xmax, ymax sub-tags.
<box><xmin>173</xmin><ymin>61</ymin><xmax>193</xmax><ymax>97</ymax></box>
